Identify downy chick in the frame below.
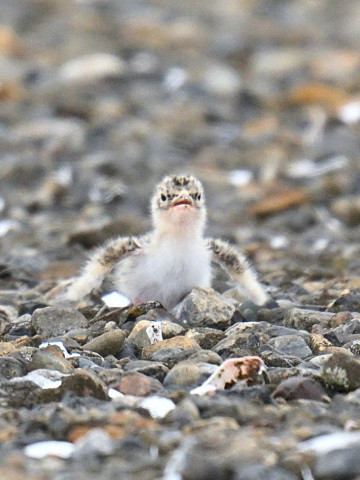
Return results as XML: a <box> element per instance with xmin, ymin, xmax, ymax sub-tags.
<box><xmin>62</xmin><ymin>174</ymin><xmax>268</xmax><ymax>309</ymax></box>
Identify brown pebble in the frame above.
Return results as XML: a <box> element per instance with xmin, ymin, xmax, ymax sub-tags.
<box><xmin>114</xmin><ymin>372</ymin><xmax>162</xmax><ymax>396</ymax></box>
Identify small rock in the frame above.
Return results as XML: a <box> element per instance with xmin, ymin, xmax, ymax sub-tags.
<box><xmin>328</xmin><ymin>291</ymin><xmax>360</xmax><ymax>313</ymax></box>
<box><xmin>28</xmin><ymin>347</ymin><xmax>74</xmax><ymax>374</ymax></box>
<box><xmin>164</xmin><ymin>361</ymin><xmax>218</xmax><ymax>389</ymax></box>
<box><xmin>59</xmin><ymin>53</ymin><xmax>126</xmax><ymax>83</ymax></box>
<box><xmin>141</xmin><ymin>336</ymin><xmax>200</xmax><ymax>360</ymax></box>
<box><xmin>268</xmin><ymin>335</ymin><xmax>312</xmax><ymax>359</ymax></box>
<box><xmin>272</xmin><ymin>376</ymin><xmax>329</xmax><ymax>402</ymax></box>
<box><xmin>82</xmin><ymin>329</ymin><xmax>126</xmax><ymax>357</ymax></box>
<box><xmin>185</xmin><ymin>327</ymin><xmax>225</xmax><ymax>349</ymax></box>
<box><xmin>174</xmin><ymin>287</ymin><xmax>235</xmax><ymax>329</ymax></box>
<box><xmin>124</xmin><ymin>360</ymin><xmax>169</xmax><ymax>382</ymax></box>
<box><xmin>284</xmin><ymin>308</ymin><xmax>333</xmax><ymax>332</ymax></box>
<box><xmin>320</xmin><ymin>352</ymin><xmax>360</xmax><ymax>391</ymax></box>
<box><xmin>330</xmin><ymin>319</ymin><xmax>360</xmax><ymax>345</ymax></box>
<box><xmin>127</xmin><ymin>320</ymin><xmax>161</xmax><ymax>348</ymax></box>
<box><xmin>60</xmin><ymin>370</ymin><xmax>107</xmax><ymax>399</ymax></box>
<box><xmin>0</xmin><ymin>356</ymin><xmax>25</xmax><ymax>379</ymax></box>
<box><xmin>32</xmin><ymin>307</ymin><xmax>88</xmax><ymax>338</ymax></box>
<box><xmin>114</xmin><ymin>372</ymin><xmax>162</xmax><ymax>396</ymax></box>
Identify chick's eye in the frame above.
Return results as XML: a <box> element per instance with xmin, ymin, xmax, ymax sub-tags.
<box><xmin>197</xmin><ymin>194</ymin><xmax>201</xmax><ymax>200</ymax></box>
<box><xmin>161</xmin><ymin>194</ymin><xmax>166</xmax><ymax>202</ymax></box>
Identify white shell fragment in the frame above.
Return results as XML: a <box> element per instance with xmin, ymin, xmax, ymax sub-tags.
<box><xmin>138</xmin><ymin>396</ymin><xmax>176</xmax><ymax>419</ymax></box>
<box><xmin>101</xmin><ymin>291</ymin><xmax>131</xmax><ymax>308</ymax></box>
<box><xmin>298</xmin><ymin>431</ymin><xmax>360</xmax><ymax>455</ymax></box>
<box><xmin>190</xmin><ymin>356</ymin><xmax>266</xmax><ymax>396</ymax></box>
<box><xmin>18</xmin><ymin>369</ymin><xmax>67</xmax><ymax>389</ymax></box>
<box><xmin>146</xmin><ymin>322</ymin><xmax>163</xmax><ymax>344</ymax></box>
<box><xmin>39</xmin><ymin>340</ymin><xmax>80</xmax><ymax>359</ymax></box>
<box><xmin>107</xmin><ymin>388</ymin><xmax>125</xmax><ymax>399</ymax></box>
<box><xmin>24</xmin><ymin>441</ymin><xmax>75</xmax><ymax>459</ymax></box>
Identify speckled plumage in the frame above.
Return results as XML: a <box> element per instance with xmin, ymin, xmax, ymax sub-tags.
<box><xmin>62</xmin><ymin>174</ymin><xmax>268</xmax><ymax>308</ymax></box>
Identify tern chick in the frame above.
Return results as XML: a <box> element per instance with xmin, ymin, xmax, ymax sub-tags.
<box><xmin>62</xmin><ymin>174</ymin><xmax>268</xmax><ymax>309</ymax></box>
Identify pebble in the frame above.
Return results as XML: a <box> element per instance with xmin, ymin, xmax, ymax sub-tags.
<box><xmin>174</xmin><ymin>287</ymin><xmax>235</xmax><ymax>329</ymax></box>
<box><xmin>272</xmin><ymin>376</ymin><xmax>329</xmax><ymax>402</ymax></box>
<box><xmin>82</xmin><ymin>329</ymin><xmax>126</xmax><ymax>357</ymax></box>
<box><xmin>124</xmin><ymin>360</ymin><xmax>169</xmax><ymax>382</ymax></box>
<box><xmin>164</xmin><ymin>361</ymin><xmax>218</xmax><ymax>389</ymax></box>
<box><xmin>59</xmin><ymin>53</ymin><xmax>126</xmax><ymax>83</ymax></box>
<box><xmin>320</xmin><ymin>352</ymin><xmax>360</xmax><ymax>392</ymax></box>
<box><xmin>113</xmin><ymin>372</ymin><xmax>162</xmax><ymax>397</ymax></box>
<box><xmin>268</xmin><ymin>335</ymin><xmax>313</xmax><ymax>359</ymax></box>
<box><xmin>28</xmin><ymin>347</ymin><xmax>74</xmax><ymax>374</ymax></box>
<box><xmin>32</xmin><ymin>307</ymin><xmax>88</xmax><ymax>338</ymax></box>
<box><xmin>141</xmin><ymin>336</ymin><xmax>201</xmax><ymax>360</ymax></box>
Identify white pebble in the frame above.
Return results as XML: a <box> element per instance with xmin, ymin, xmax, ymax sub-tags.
<box><xmin>138</xmin><ymin>396</ymin><xmax>176</xmax><ymax>419</ymax></box>
<box><xmin>60</xmin><ymin>53</ymin><xmax>125</xmax><ymax>82</ymax></box>
<box><xmin>108</xmin><ymin>388</ymin><xmax>124</xmax><ymax>399</ymax></box>
<box><xmin>24</xmin><ymin>441</ymin><xmax>75</xmax><ymax>459</ymax></box>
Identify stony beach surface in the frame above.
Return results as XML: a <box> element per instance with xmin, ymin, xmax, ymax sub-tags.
<box><xmin>2</xmin><ymin>1</ymin><xmax>360</xmax><ymax>479</ymax></box>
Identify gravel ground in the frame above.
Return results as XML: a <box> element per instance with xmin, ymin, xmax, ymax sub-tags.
<box><xmin>2</xmin><ymin>1</ymin><xmax>360</xmax><ymax>479</ymax></box>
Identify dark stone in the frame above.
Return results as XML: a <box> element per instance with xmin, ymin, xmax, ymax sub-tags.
<box><xmin>272</xmin><ymin>376</ymin><xmax>328</xmax><ymax>402</ymax></box>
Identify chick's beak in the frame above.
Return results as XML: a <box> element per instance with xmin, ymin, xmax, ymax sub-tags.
<box><xmin>171</xmin><ymin>194</ymin><xmax>193</xmax><ymax>208</ymax></box>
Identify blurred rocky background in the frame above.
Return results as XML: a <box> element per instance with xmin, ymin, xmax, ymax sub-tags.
<box><xmin>2</xmin><ymin>1</ymin><xmax>360</xmax><ymax>479</ymax></box>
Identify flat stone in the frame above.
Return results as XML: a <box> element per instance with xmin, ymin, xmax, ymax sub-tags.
<box><xmin>284</xmin><ymin>308</ymin><xmax>333</xmax><ymax>332</ymax></box>
<box><xmin>124</xmin><ymin>360</ymin><xmax>169</xmax><ymax>382</ymax></box>
<box><xmin>141</xmin><ymin>336</ymin><xmax>200</xmax><ymax>360</ymax></box>
<box><xmin>32</xmin><ymin>307</ymin><xmax>88</xmax><ymax>338</ymax></box>
<box><xmin>268</xmin><ymin>335</ymin><xmax>312</xmax><ymax>359</ymax></box>
<box><xmin>114</xmin><ymin>372</ymin><xmax>162</xmax><ymax>396</ymax></box>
